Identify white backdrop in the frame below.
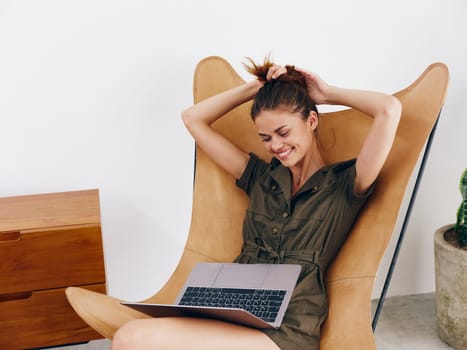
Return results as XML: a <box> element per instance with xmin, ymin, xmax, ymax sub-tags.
<box><xmin>1</xmin><ymin>0</ymin><xmax>466</xmax><ymax>302</ymax></box>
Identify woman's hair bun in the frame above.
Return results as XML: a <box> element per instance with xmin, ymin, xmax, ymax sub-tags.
<box><xmin>244</xmin><ymin>55</ymin><xmax>318</xmax><ymax>120</ymax></box>
<box><xmin>243</xmin><ymin>56</ymin><xmax>307</xmax><ymax>90</ymax></box>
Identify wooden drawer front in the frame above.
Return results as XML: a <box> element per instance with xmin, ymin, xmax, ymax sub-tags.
<box><xmin>0</xmin><ymin>225</ymin><xmax>105</xmax><ymax>294</ymax></box>
<box><xmin>0</xmin><ymin>284</ymin><xmax>105</xmax><ymax>350</ymax></box>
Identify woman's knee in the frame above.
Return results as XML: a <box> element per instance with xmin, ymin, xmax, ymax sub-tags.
<box><xmin>112</xmin><ymin>319</ymin><xmax>149</xmax><ymax>350</ymax></box>
<box><xmin>112</xmin><ymin>318</ymin><xmax>177</xmax><ymax>349</ymax></box>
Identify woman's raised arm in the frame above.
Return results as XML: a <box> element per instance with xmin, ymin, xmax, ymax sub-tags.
<box><xmin>182</xmin><ymin>80</ymin><xmax>263</xmax><ymax>179</ymax></box>
<box><xmin>296</xmin><ymin>67</ymin><xmax>402</xmax><ymax>194</ymax></box>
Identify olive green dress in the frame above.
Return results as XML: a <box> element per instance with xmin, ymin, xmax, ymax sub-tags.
<box><xmin>234</xmin><ymin>153</ymin><xmax>374</xmax><ymax>350</ymax></box>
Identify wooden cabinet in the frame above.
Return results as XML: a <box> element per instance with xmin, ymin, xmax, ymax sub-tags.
<box><xmin>0</xmin><ymin>189</ymin><xmax>106</xmax><ymax>349</ymax></box>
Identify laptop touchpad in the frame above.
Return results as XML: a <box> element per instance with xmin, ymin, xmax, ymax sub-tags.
<box><xmin>214</xmin><ymin>264</ymin><xmax>269</xmax><ymax>288</ymax></box>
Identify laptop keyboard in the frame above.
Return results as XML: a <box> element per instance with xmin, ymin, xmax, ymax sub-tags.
<box><xmin>179</xmin><ymin>287</ymin><xmax>286</xmax><ymax>322</ymax></box>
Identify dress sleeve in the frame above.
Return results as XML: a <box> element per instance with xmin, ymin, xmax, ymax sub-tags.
<box><xmin>235</xmin><ymin>153</ymin><xmax>269</xmax><ymax>196</ymax></box>
<box><xmin>338</xmin><ymin>160</ymin><xmax>376</xmax><ymax>207</ymax></box>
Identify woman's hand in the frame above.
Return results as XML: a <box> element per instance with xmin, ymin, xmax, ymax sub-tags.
<box><xmin>266</xmin><ymin>65</ymin><xmax>287</xmax><ymax>81</ymax></box>
<box><xmin>295</xmin><ymin>67</ymin><xmax>330</xmax><ymax>105</ymax></box>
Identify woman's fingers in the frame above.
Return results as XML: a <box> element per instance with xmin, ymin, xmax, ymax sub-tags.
<box><xmin>267</xmin><ymin>65</ymin><xmax>287</xmax><ymax>81</ymax></box>
<box><xmin>295</xmin><ymin>67</ymin><xmax>320</xmax><ymax>83</ymax></box>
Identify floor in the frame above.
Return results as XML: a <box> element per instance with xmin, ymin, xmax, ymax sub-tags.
<box><xmin>371</xmin><ymin>293</ymin><xmax>454</xmax><ymax>350</ymax></box>
<box><xmin>42</xmin><ymin>293</ymin><xmax>453</xmax><ymax>350</ymax></box>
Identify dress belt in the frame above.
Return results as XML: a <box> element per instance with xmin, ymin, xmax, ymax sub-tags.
<box><xmin>241</xmin><ymin>239</ymin><xmax>320</xmax><ymax>267</ymax></box>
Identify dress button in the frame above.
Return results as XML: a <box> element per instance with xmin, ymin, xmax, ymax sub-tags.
<box><xmin>282</xmin><ymin>212</ymin><xmax>289</xmax><ymax>219</ymax></box>
<box><xmin>313</xmin><ymin>185</ymin><xmax>319</xmax><ymax>191</ymax></box>
<box><xmin>271</xmin><ymin>185</ymin><xmax>277</xmax><ymax>191</ymax></box>
<box><xmin>272</xmin><ymin>227</ymin><xmax>279</xmax><ymax>235</ymax></box>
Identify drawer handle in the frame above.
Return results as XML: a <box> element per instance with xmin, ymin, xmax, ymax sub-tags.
<box><xmin>0</xmin><ymin>231</ymin><xmax>21</xmax><ymax>242</ymax></box>
<box><xmin>0</xmin><ymin>291</ymin><xmax>32</xmax><ymax>302</ymax></box>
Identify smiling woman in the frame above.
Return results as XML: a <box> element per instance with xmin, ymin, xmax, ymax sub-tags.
<box><xmin>245</xmin><ymin>60</ymin><xmax>323</xmax><ymax>197</ymax></box>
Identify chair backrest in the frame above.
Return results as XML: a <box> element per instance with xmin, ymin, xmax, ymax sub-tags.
<box><xmin>147</xmin><ymin>56</ymin><xmax>449</xmax><ymax>349</ymax></box>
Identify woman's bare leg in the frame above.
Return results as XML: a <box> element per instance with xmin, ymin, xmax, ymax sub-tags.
<box><xmin>111</xmin><ymin>317</ymin><xmax>281</xmax><ymax>350</ymax></box>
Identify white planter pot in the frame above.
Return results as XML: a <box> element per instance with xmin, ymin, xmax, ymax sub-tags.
<box><xmin>434</xmin><ymin>224</ymin><xmax>467</xmax><ymax>349</ymax></box>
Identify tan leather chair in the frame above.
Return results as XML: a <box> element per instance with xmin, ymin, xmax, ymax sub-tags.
<box><xmin>66</xmin><ymin>56</ymin><xmax>449</xmax><ymax>349</ymax></box>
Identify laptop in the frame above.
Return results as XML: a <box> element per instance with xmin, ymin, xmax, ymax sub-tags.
<box><xmin>122</xmin><ymin>262</ymin><xmax>301</xmax><ymax>329</ymax></box>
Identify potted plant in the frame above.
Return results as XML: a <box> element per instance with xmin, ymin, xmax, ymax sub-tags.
<box><xmin>434</xmin><ymin>168</ymin><xmax>467</xmax><ymax>349</ymax></box>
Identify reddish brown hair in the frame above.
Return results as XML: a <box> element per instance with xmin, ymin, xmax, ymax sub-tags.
<box><xmin>243</xmin><ymin>56</ymin><xmax>318</xmax><ymax>121</ymax></box>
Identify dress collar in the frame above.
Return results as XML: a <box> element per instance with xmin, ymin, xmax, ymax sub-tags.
<box><xmin>269</xmin><ymin>157</ymin><xmax>355</xmax><ymax>202</ymax></box>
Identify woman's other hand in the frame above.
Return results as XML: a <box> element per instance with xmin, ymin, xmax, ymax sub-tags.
<box><xmin>295</xmin><ymin>67</ymin><xmax>330</xmax><ymax>105</ymax></box>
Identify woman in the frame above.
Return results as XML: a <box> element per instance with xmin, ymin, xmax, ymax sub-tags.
<box><xmin>111</xmin><ymin>57</ymin><xmax>401</xmax><ymax>350</ymax></box>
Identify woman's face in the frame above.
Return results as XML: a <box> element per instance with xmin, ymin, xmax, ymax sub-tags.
<box><xmin>254</xmin><ymin>107</ymin><xmax>318</xmax><ymax>168</ymax></box>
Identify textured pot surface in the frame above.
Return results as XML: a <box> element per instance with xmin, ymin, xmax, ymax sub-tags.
<box><xmin>434</xmin><ymin>224</ymin><xmax>467</xmax><ymax>349</ymax></box>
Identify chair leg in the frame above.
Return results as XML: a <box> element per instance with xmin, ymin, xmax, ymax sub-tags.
<box><xmin>372</xmin><ymin>116</ymin><xmax>440</xmax><ymax>330</ymax></box>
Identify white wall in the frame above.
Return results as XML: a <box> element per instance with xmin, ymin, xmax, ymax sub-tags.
<box><xmin>1</xmin><ymin>0</ymin><xmax>466</xmax><ymax>302</ymax></box>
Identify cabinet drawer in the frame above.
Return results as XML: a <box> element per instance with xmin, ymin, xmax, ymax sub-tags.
<box><xmin>0</xmin><ymin>283</ymin><xmax>106</xmax><ymax>350</ymax></box>
<box><xmin>0</xmin><ymin>225</ymin><xmax>105</xmax><ymax>294</ymax></box>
